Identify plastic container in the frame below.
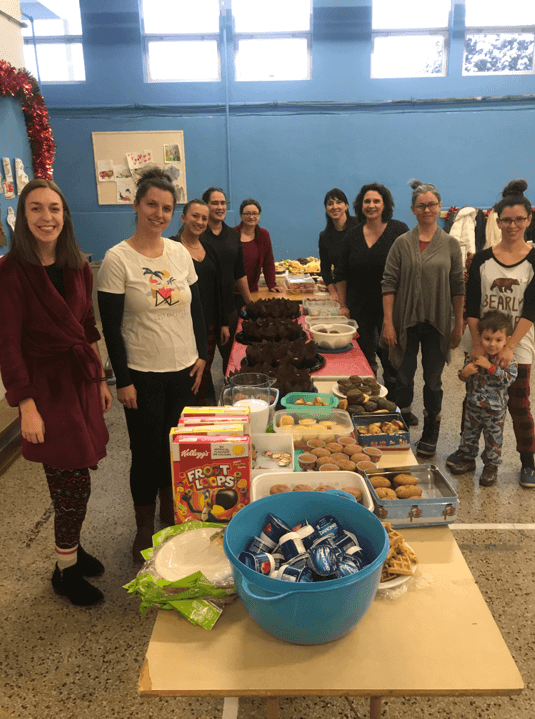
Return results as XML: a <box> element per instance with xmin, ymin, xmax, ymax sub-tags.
<box><xmin>353</xmin><ymin>413</ymin><xmax>410</xmax><ymax>451</ymax></box>
<box><xmin>223</xmin><ymin>490</ymin><xmax>389</xmax><ymax>644</ymax></box>
<box><xmin>274</xmin><ymin>408</ymin><xmax>354</xmax><ymax>450</ymax></box>
<box><xmin>281</xmin><ymin>392</ymin><xmax>338</xmax><ymax>410</ymax></box>
<box><xmin>302</xmin><ymin>298</ymin><xmax>341</xmax><ymax>316</ymax></box>
<box><xmin>251</xmin><ymin>433</ymin><xmax>294</xmax><ymax>478</ymax></box>
<box><xmin>250</xmin><ymin>470</ymin><xmax>373</xmax><ymax>511</ymax></box>
<box><xmin>304</xmin><ymin>316</ymin><xmax>358</xmax><ymax>332</ymax></box>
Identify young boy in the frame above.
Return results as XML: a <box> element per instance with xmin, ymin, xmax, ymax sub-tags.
<box><xmin>446</xmin><ymin>310</ymin><xmax>518</xmax><ymax>486</ymax></box>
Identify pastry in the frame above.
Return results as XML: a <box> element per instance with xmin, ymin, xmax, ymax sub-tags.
<box><xmin>341</xmin><ymin>486</ymin><xmax>362</xmax><ymax>500</ymax></box>
<box><xmin>392</xmin><ymin>474</ymin><xmax>419</xmax><ymax>487</ymax></box>
<box><xmin>270</xmin><ymin>484</ymin><xmax>291</xmax><ymax>494</ymax></box>
<box><xmin>395</xmin><ymin>485</ymin><xmax>423</xmax><ymax>499</ymax></box>
<box><xmin>370</xmin><ymin>476</ymin><xmax>392</xmax><ymax>488</ymax></box>
<box><xmin>376</xmin><ymin>487</ymin><xmax>397</xmax><ymax>499</ymax></box>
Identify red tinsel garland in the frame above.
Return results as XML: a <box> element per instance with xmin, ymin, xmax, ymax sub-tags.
<box><xmin>0</xmin><ymin>59</ymin><xmax>55</xmax><ymax>179</ymax></box>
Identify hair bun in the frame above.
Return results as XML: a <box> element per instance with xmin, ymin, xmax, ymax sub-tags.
<box><xmin>408</xmin><ymin>178</ymin><xmax>423</xmax><ymax>190</ymax></box>
<box><xmin>503</xmin><ymin>179</ymin><xmax>528</xmax><ymax>197</ymax></box>
<box><xmin>137</xmin><ymin>167</ymin><xmax>172</xmax><ymax>186</ymax></box>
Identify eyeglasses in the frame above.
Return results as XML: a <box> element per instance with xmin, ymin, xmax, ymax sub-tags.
<box><xmin>242</xmin><ymin>212</ymin><xmax>260</xmax><ymax>218</ymax></box>
<box><xmin>414</xmin><ymin>202</ymin><xmax>440</xmax><ymax>211</ymax></box>
<box><xmin>498</xmin><ymin>217</ymin><xmax>529</xmax><ymax>226</ymax></box>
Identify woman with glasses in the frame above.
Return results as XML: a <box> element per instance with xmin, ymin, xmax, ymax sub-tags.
<box><xmin>381</xmin><ymin>179</ymin><xmax>465</xmax><ymax>457</ymax></box>
<box><xmin>447</xmin><ymin>179</ymin><xmax>535</xmax><ymax>488</ymax></box>
<box><xmin>336</xmin><ymin>183</ymin><xmax>408</xmax><ymax>394</ymax></box>
<box><xmin>234</xmin><ymin>198</ymin><xmax>282</xmax><ymax>301</ymax></box>
<box><xmin>319</xmin><ymin>189</ymin><xmax>358</xmax><ymax>303</ymax></box>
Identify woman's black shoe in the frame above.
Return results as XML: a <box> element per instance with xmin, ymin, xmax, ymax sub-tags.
<box><xmin>52</xmin><ymin>564</ymin><xmax>104</xmax><ymax>606</ymax></box>
<box><xmin>76</xmin><ymin>546</ymin><xmax>105</xmax><ymax>577</ymax></box>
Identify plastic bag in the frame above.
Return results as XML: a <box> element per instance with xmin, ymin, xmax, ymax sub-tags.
<box><xmin>124</xmin><ymin>521</ymin><xmax>237</xmax><ymax>630</ymax></box>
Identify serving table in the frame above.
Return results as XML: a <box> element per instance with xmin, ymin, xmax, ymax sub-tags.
<box><xmin>140</xmin><ymin>290</ymin><xmax>523</xmax><ymax>716</ymax></box>
<box><xmin>139</xmin><ymin>523</ymin><xmax>523</xmax><ymax>717</ymax></box>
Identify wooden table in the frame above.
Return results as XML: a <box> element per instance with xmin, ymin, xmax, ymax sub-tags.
<box><xmin>139</xmin><ymin>525</ymin><xmax>522</xmax><ymax>717</ymax></box>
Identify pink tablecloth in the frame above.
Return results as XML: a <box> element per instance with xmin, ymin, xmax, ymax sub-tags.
<box><xmin>226</xmin><ymin>315</ymin><xmax>373</xmax><ymax>377</ymax></box>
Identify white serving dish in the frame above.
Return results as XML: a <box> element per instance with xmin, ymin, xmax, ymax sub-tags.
<box><xmin>332</xmin><ymin>381</ymin><xmax>388</xmax><ymax>399</ymax></box>
<box><xmin>250</xmin><ymin>470</ymin><xmax>374</xmax><ymax>511</ymax></box>
<box><xmin>377</xmin><ymin>544</ymin><xmax>417</xmax><ymax>591</ymax></box>
<box><xmin>250</xmin><ymin>433</ymin><xmax>294</xmax><ymax>478</ymax></box>
<box><xmin>310</xmin><ymin>323</ymin><xmax>357</xmax><ymax>349</ymax></box>
<box><xmin>304</xmin><ymin>316</ymin><xmax>359</xmax><ymax>332</ymax></box>
<box><xmin>153</xmin><ymin>527</ymin><xmax>233</xmax><ymax>584</ymax></box>
<box><xmin>302</xmin><ymin>297</ymin><xmax>341</xmax><ymax>316</ymax></box>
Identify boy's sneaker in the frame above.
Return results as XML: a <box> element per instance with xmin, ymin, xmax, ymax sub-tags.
<box><xmin>445</xmin><ymin>450</ymin><xmax>476</xmax><ymax>475</ymax></box>
<box><xmin>519</xmin><ymin>467</ymin><xmax>535</xmax><ymax>488</ymax></box>
<box><xmin>479</xmin><ymin>465</ymin><xmax>498</xmax><ymax>487</ymax></box>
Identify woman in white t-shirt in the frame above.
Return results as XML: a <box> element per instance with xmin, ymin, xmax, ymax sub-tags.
<box><xmin>98</xmin><ymin>169</ymin><xmax>207</xmax><ymax>561</ymax></box>
<box><xmin>449</xmin><ymin>179</ymin><xmax>535</xmax><ymax>488</ymax></box>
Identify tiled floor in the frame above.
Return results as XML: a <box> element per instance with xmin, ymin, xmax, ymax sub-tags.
<box><xmin>1</xmin><ymin>346</ymin><xmax>534</xmax><ymax>719</ymax></box>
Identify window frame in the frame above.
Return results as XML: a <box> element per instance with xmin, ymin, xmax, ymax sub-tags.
<box><xmin>462</xmin><ymin>24</ymin><xmax>535</xmax><ymax>76</ymax></box>
<box><xmin>370</xmin><ymin>29</ymin><xmax>449</xmax><ymax>79</ymax></box>
<box><xmin>23</xmin><ymin>32</ymin><xmax>85</xmax><ymax>84</ymax></box>
<box><xmin>144</xmin><ymin>34</ymin><xmax>222</xmax><ymax>83</ymax></box>
<box><xmin>233</xmin><ymin>31</ymin><xmax>312</xmax><ymax>82</ymax></box>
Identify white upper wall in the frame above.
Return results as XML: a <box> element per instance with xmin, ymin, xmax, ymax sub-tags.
<box><xmin>0</xmin><ymin>0</ymin><xmax>24</xmax><ymax>67</ymax></box>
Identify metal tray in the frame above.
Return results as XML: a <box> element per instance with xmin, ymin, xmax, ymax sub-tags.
<box><xmin>363</xmin><ymin>464</ymin><xmax>458</xmax><ymax>528</ymax></box>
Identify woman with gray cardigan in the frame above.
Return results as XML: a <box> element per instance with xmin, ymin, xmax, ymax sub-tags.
<box><xmin>381</xmin><ymin>179</ymin><xmax>465</xmax><ymax>458</ymax></box>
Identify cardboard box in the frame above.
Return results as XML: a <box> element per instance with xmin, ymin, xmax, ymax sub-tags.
<box><xmin>352</xmin><ymin>413</ymin><xmax>410</xmax><ymax>451</ymax></box>
<box><xmin>172</xmin><ymin>423</ymin><xmax>247</xmax><ymax>436</ymax></box>
<box><xmin>170</xmin><ymin>433</ymin><xmax>251</xmax><ymax>524</ymax></box>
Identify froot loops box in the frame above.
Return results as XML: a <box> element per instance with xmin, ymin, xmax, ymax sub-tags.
<box><xmin>170</xmin><ymin>433</ymin><xmax>251</xmax><ymax>524</ymax></box>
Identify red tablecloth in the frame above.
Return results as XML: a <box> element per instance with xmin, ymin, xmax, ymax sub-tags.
<box><xmin>226</xmin><ymin>315</ymin><xmax>373</xmax><ymax>377</ymax></box>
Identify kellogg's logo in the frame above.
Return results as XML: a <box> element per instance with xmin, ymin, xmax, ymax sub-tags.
<box><xmin>181</xmin><ymin>448</ymin><xmax>209</xmax><ymax>460</ymax></box>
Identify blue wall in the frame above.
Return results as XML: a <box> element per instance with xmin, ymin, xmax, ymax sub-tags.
<box><xmin>0</xmin><ymin>98</ymin><xmax>34</xmax><ymax>257</ymax></box>
<box><xmin>35</xmin><ymin>0</ymin><xmax>535</xmax><ymax>260</ymax></box>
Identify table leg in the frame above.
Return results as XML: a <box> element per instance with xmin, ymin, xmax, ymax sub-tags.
<box><xmin>370</xmin><ymin>696</ymin><xmax>382</xmax><ymax>719</ymax></box>
<box><xmin>266</xmin><ymin>697</ymin><xmax>279</xmax><ymax>719</ymax></box>
<box><xmin>222</xmin><ymin>697</ymin><xmax>239</xmax><ymax>719</ymax></box>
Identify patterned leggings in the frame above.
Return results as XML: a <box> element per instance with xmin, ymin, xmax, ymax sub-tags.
<box><xmin>43</xmin><ymin>465</ymin><xmax>91</xmax><ymax>549</ymax></box>
<box><xmin>507</xmin><ymin>364</ymin><xmax>535</xmax><ymax>455</ymax></box>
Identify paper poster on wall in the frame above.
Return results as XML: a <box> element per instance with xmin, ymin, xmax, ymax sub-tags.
<box><xmin>7</xmin><ymin>206</ymin><xmax>16</xmax><ymax>230</ymax></box>
<box><xmin>116</xmin><ymin>178</ymin><xmax>136</xmax><ymax>204</ymax></box>
<box><xmin>164</xmin><ymin>144</ymin><xmax>181</xmax><ymax>163</ymax></box>
<box><xmin>15</xmin><ymin>158</ymin><xmax>29</xmax><ymax>194</ymax></box>
<box><xmin>92</xmin><ymin>131</ymin><xmax>187</xmax><ymax>205</ymax></box>
<box><xmin>114</xmin><ymin>164</ymin><xmax>131</xmax><ymax>179</ymax></box>
<box><xmin>2</xmin><ymin>159</ymin><xmax>15</xmax><ymax>198</ymax></box>
<box><xmin>97</xmin><ymin>160</ymin><xmax>115</xmax><ymax>182</ymax></box>
<box><xmin>165</xmin><ymin>163</ymin><xmax>181</xmax><ymax>181</ymax></box>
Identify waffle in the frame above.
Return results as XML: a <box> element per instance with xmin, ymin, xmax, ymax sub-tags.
<box><xmin>380</xmin><ymin>522</ymin><xmax>418</xmax><ymax>582</ymax></box>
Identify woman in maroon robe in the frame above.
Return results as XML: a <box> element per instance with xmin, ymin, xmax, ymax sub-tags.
<box><xmin>0</xmin><ymin>179</ymin><xmax>112</xmax><ymax>606</ymax></box>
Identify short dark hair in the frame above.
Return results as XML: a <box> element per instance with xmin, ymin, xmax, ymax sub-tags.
<box><xmin>202</xmin><ymin>186</ymin><xmax>226</xmax><ymax>204</ymax></box>
<box><xmin>353</xmin><ymin>182</ymin><xmax>395</xmax><ymax>223</ymax></box>
<box><xmin>478</xmin><ymin>310</ymin><xmax>513</xmax><ymax>337</ymax></box>
<box><xmin>323</xmin><ymin>188</ymin><xmax>350</xmax><ymax>230</ymax></box>
<box><xmin>494</xmin><ymin>179</ymin><xmax>532</xmax><ymax>218</ymax></box>
<box><xmin>408</xmin><ymin>178</ymin><xmax>442</xmax><ymax>207</ymax></box>
<box><xmin>9</xmin><ymin>178</ymin><xmax>85</xmax><ymax>269</ymax></box>
<box><xmin>240</xmin><ymin>198</ymin><xmax>261</xmax><ymax>215</ymax></box>
<box><xmin>135</xmin><ymin>167</ymin><xmax>176</xmax><ymax>210</ymax></box>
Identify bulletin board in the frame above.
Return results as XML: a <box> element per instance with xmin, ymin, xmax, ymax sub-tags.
<box><xmin>91</xmin><ymin>131</ymin><xmax>187</xmax><ymax>206</ymax></box>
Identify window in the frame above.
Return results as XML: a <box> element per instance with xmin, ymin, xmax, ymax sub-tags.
<box><xmin>232</xmin><ymin>0</ymin><xmax>312</xmax><ymax>81</ymax></box>
<box><xmin>463</xmin><ymin>1</ymin><xmax>535</xmax><ymax>76</ymax></box>
<box><xmin>141</xmin><ymin>0</ymin><xmax>221</xmax><ymax>82</ymax></box>
<box><xmin>21</xmin><ymin>0</ymin><xmax>85</xmax><ymax>82</ymax></box>
<box><xmin>371</xmin><ymin>0</ymin><xmax>450</xmax><ymax>78</ymax></box>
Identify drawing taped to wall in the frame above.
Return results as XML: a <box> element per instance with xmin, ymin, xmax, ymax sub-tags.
<box><xmin>92</xmin><ymin>131</ymin><xmax>187</xmax><ymax>206</ymax></box>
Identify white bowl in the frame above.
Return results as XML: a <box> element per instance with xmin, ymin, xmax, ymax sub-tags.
<box><xmin>310</xmin><ymin>323</ymin><xmax>356</xmax><ymax>349</ymax></box>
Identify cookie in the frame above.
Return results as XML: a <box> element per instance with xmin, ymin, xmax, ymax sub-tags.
<box><xmin>270</xmin><ymin>484</ymin><xmax>291</xmax><ymax>494</ymax></box>
<box><xmin>395</xmin><ymin>485</ymin><xmax>423</xmax><ymax>498</ymax></box>
<box><xmin>376</xmin><ymin>487</ymin><xmax>397</xmax><ymax>499</ymax></box>
<box><xmin>370</xmin><ymin>476</ymin><xmax>392</xmax><ymax>489</ymax></box>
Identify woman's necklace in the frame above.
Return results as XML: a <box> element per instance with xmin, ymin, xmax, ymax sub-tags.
<box><xmin>181</xmin><ymin>233</ymin><xmax>205</xmax><ymax>260</ymax></box>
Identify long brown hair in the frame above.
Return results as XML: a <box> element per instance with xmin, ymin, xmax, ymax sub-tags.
<box><xmin>9</xmin><ymin>179</ymin><xmax>85</xmax><ymax>269</ymax></box>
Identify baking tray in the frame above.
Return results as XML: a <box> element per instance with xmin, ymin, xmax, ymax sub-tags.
<box><xmin>363</xmin><ymin>464</ymin><xmax>458</xmax><ymax>528</ymax></box>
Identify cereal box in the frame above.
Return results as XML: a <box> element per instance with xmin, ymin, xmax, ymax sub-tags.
<box><xmin>181</xmin><ymin>407</ymin><xmax>250</xmax><ymax>433</ymax></box>
<box><xmin>170</xmin><ymin>433</ymin><xmax>251</xmax><ymax>524</ymax></box>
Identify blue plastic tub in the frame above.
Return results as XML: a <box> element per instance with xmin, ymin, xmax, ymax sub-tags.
<box><xmin>223</xmin><ymin>491</ymin><xmax>389</xmax><ymax>645</ymax></box>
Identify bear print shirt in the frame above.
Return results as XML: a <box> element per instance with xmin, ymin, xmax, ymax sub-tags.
<box><xmin>463</xmin><ymin>247</ymin><xmax>535</xmax><ymax>364</ymax></box>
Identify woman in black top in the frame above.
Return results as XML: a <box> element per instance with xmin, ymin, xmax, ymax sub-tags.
<box><xmin>336</xmin><ymin>182</ymin><xmax>409</xmax><ymax>400</ymax></box>
<box><xmin>318</xmin><ymin>188</ymin><xmax>358</xmax><ymax>302</ymax></box>
<box><xmin>171</xmin><ymin>199</ymin><xmax>229</xmax><ymax>404</ymax></box>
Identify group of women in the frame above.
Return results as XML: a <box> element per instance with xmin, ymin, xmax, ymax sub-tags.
<box><xmin>1</xmin><ymin>169</ymin><xmax>534</xmax><ymax>608</ymax></box>
<box><xmin>319</xmin><ymin>178</ymin><xmax>535</xmax><ymax>487</ymax></box>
